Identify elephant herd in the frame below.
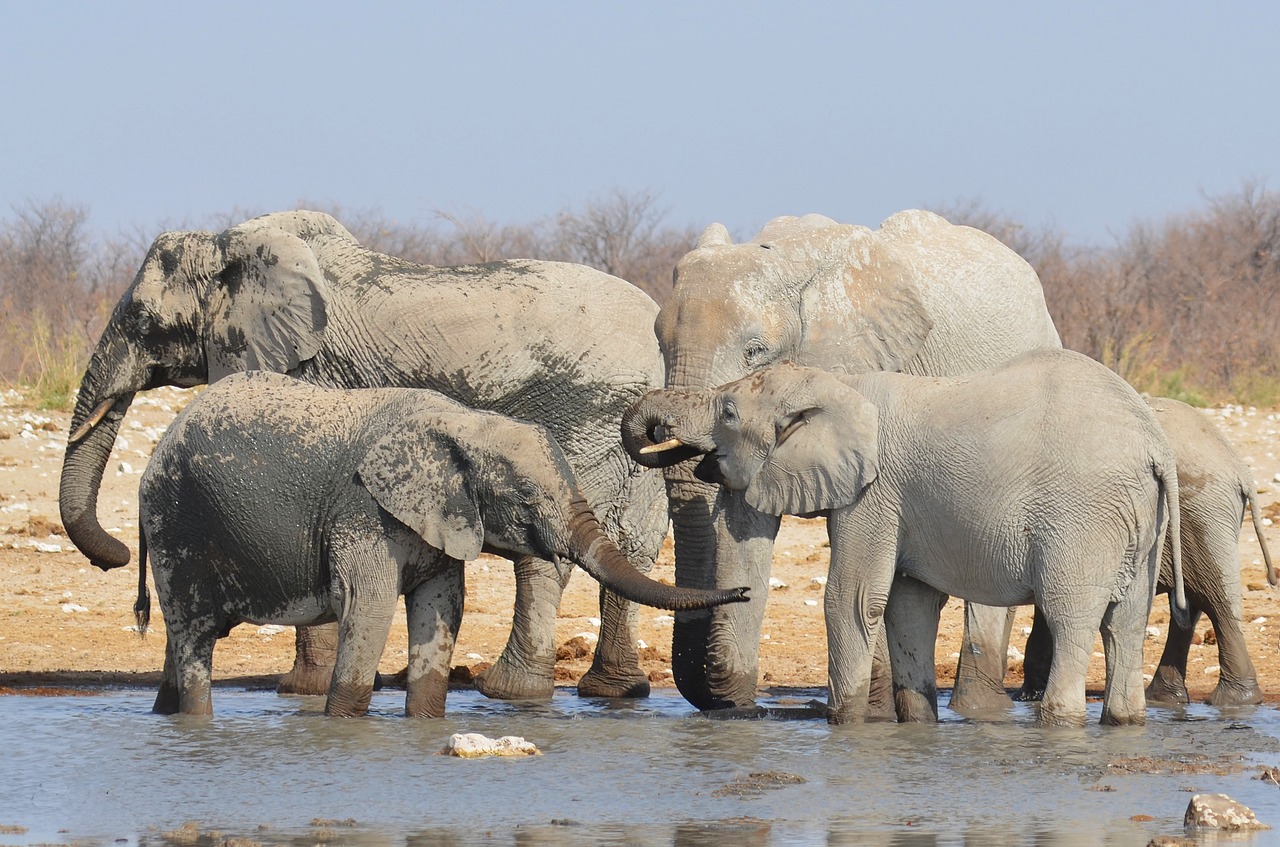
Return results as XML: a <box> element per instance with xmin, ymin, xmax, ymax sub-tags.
<box><xmin>57</xmin><ymin>208</ymin><xmax>1274</xmax><ymax>727</ymax></box>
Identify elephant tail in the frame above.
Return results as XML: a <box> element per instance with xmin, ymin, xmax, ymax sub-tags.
<box><xmin>133</xmin><ymin>522</ymin><xmax>151</xmax><ymax>638</ymax></box>
<box><xmin>1242</xmin><ymin>482</ymin><xmax>1278</xmax><ymax>587</ymax></box>
<box><xmin>1155</xmin><ymin>456</ymin><xmax>1189</xmax><ymax>630</ymax></box>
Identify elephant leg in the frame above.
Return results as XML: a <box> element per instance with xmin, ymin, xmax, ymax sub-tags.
<box><xmin>1016</xmin><ymin>606</ymin><xmax>1054</xmax><ymax>702</ymax></box>
<box><xmin>579</xmin><ymin>471</ymin><xmax>664</xmax><ymax>699</ymax></box>
<box><xmin>325</xmin><ymin>560</ymin><xmax>398</xmax><ymax>718</ymax></box>
<box><xmin>949</xmin><ymin>602</ymin><xmax>1016</xmax><ymax>712</ymax></box>
<box><xmin>168</xmin><ymin>623</ymin><xmax>217</xmax><ymax>716</ymax></box>
<box><xmin>475</xmin><ymin>555</ymin><xmax>557</xmax><ymax>702</ymax></box>
<box><xmin>1145</xmin><ymin>598</ymin><xmax>1198</xmax><ymax>705</ymax></box>
<box><xmin>578</xmin><ymin>586</ymin><xmax>650</xmax><ymax>698</ymax></box>
<box><xmin>152</xmin><ymin>637</ymin><xmax>182</xmax><ymax>715</ymax></box>
<box><xmin>885</xmin><ymin>575</ymin><xmax>947</xmax><ymax>723</ymax></box>
<box><xmin>1099</xmin><ymin>586</ymin><xmax>1152</xmax><ymax>726</ymax></box>
<box><xmin>824</xmin><ymin>509</ymin><xmax>897</xmax><ymax>725</ymax></box>
<box><xmin>1203</xmin><ymin>601</ymin><xmax>1264</xmax><ymax>707</ymax></box>
<box><xmin>404</xmin><ymin>567</ymin><xmax>465</xmax><ymax>718</ymax></box>
<box><xmin>278</xmin><ymin>623</ymin><xmax>339</xmax><ymax>696</ymax></box>
<box><xmin>867</xmin><ymin>628</ymin><xmax>896</xmax><ymax>720</ymax></box>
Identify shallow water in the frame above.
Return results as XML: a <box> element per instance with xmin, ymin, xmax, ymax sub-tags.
<box><xmin>2</xmin><ymin>686</ymin><xmax>1279</xmax><ymax>846</ymax></box>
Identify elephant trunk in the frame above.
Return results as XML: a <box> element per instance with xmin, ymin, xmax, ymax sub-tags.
<box><xmin>622</xmin><ymin>385</ymin><xmax>777</xmax><ymax>710</ymax></box>
<box><xmin>566</xmin><ymin>496</ymin><xmax>748</xmax><ymax>611</ymax></box>
<box><xmin>60</xmin><ymin>390</ymin><xmax>135</xmax><ymax>570</ymax></box>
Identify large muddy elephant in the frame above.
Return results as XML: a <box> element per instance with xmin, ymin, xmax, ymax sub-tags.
<box><xmin>59</xmin><ymin>210</ymin><xmax>667</xmax><ymax>702</ymax></box>
<box><xmin>630</xmin><ymin>209</ymin><xmax>1061</xmax><ymax>711</ymax></box>
<box><xmin>137</xmin><ymin>372</ymin><xmax>745</xmax><ymax>717</ymax></box>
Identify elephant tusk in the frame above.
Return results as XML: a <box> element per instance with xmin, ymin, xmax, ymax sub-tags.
<box><xmin>639</xmin><ymin>437</ymin><xmax>687</xmax><ymax>455</ymax></box>
<box><xmin>68</xmin><ymin>398</ymin><xmax>117</xmax><ymax>444</ymax></box>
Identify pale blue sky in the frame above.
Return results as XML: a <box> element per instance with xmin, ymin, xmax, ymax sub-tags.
<box><xmin>3</xmin><ymin>2</ymin><xmax>1277</xmax><ymax>244</ymax></box>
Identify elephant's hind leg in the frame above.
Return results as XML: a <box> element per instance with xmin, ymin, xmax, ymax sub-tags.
<box><xmin>404</xmin><ymin>567</ymin><xmax>465</xmax><ymax>718</ymax></box>
<box><xmin>168</xmin><ymin>623</ymin><xmax>217</xmax><ymax>716</ymax></box>
<box><xmin>1145</xmin><ymin>600</ymin><xmax>1197</xmax><ymax>705</ymax></box>
<box><xmin>1099</xmin><ymin>584</ymin><xmax>1153</xmax><ymax>726</ymax></box>
<box><xmin>949</xmin><ymin>603</ymin><xmax>1016</xmax><ymax>712</ymax></box>
<box><xmin>325</xmin><ymin>554</ymin><xmax>399</xmax><ymax>717</ymax></box>
<box><xmin>278</xmin><ymin>623</ymin><xmax>339</xmax><ymax>696</ymax></box>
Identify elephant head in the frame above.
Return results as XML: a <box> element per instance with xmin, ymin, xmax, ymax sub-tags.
<box><xmin>635</xmin><ymin>209</ymin><xmax>1058</xmax><ymax>709</ymax></box>
<box><xmin>357</xmin><ymin>402</ymin><xmax>749</xmax><ymax>612</ymax></box>
<box><xmin>59</xmin><ymin>211</ymin><xmax>354</xmax><ymax>571</ymax></box>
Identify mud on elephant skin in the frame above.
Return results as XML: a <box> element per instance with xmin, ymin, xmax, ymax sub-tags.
<box><xmin>626</xmin><ymin>352</ymin><xmax>1188</xmax><ymax>727</ymax></box>
<box><xmin>643</xmin><ymin>209</ymin><xmax>1062</xmax><ymax>712</ymax></box>
<box><xmin>1018</xmin><ymin>396</ymin><xmax>1277</xmax><ymax>709</ymax></box>
<box><xmin>59</xmin><ymin>209</ymin><xmax>668</xmax><ymax>703</ymax></box>
<box><xmin>136</xmin><ymin>372</ymin><xmax>747</xmax><ymax>717</ymax></box>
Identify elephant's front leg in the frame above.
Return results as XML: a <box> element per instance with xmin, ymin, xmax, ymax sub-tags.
<box><xmin>1017</xmin><ymin>606</ymin><xmax>1053</xmax><ymax>701</ymax></box>
<box><xmin>825</xmin><ymin>508</ymin><xmax>897</xmax><ymax>725</ymax></box>
<box><xmin>325</xmin><ymin>558</ymin><xmax>399</xmax><ymax>717</ymax></box>
<box><xmin>885</xmin><ymin>575</ymin><xmax>948</xmax><ymax>722</ymax></box>
<box><xmin>474</xmin><ymin>555</ymin><xmax>558</xmax><ymax>701</ymax></box>
<box><xmin>578</xmin><ymin>586</ymin><xmax>649</xmax><ymax>698</ymax></box>
<box><xmin>278</xmin><ymin>623</ymin><xmax>339</xmax><ymax>696</ymax></box>
<box><xmin>404</xmin><ymin>566</ymin><xmax>465</xmax><ymax>717</ymax></box>
<box><xmin>949</xmin><ymin>602</ymin><xmax>1016</xmax><ymax>712</ymax></box>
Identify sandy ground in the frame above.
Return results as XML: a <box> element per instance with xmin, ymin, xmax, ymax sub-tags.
<box><xmin>2</xmin><ymin>385</ymin><xmax>1279</xmax><ymax>703</ymax></box>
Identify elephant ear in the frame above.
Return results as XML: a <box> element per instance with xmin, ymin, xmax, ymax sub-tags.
<box><xmin>745</xmin><ymin>372</ymin><xmax>880</xmax><ymax>516</ymax></box>
<box><xmin>795</xmin><ymin>225</ymin><xmax>934</xmax><ymax>375</ymax></box>
<box><xmin>205</xmin><ymin>222</ymin><xmax>330</xmax><ymax>382</ymax></box>
<box><xmin>357</xmin><ymin>414</ymin><xmax>484</xmax><ymax>562</ymax></box>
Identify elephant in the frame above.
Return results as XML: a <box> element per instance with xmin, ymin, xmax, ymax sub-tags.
<box><xmin>635</xmin><ymin>209</ymin><xmax>1062</xmax><ymax>712</ymax></box>
<box><xmin>623</xmin><ymin>352</ymin><xmax>1188</xmax><ymax>727</ymax></box>
<box><xmin>1018</xmin><ymin>396</ymin><xmax>1277</xmax><ymax>707</ymax></box>
<box><xmin>134</xmin><ymin>371</ymin><xmax>747</xmax><ymax>717</ymax></box>
<box><xmin>59</xmin><ymin>209</ymin><xmax>668</xmax><ymax>702</ymax></box>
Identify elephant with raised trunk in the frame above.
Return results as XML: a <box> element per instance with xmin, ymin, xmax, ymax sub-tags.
<box><xmin>137</xmin><ymin>372</ymin><xmax>746</xmax><ymax>717</ymax></box>
<box><xmin>60</xmin><ymin>210</ymin><xmax>667</xmax><ymax>702</ymax></box>
<box><xmin>641</xmin><ymin>209</ymin><xmax>1061</xmax><ymax>712</ymax></box>
<box><xmin>625</xmin><ymin>354</ymin><xmax>1186</xmax><ymax>727</ymax></box>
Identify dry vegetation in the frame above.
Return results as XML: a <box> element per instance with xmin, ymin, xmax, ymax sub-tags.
<box><xmin>3</xmin><ymin>183</ymin><xmax>1279</xmax><ymax>406</ymax></box>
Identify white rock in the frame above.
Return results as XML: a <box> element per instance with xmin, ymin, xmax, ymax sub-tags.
<box><xmin>465</xmin><ymin>652</ymin><xmax>484</xmax><ymax>660</ymax></box>
<box><xmin>442</xmin><ymin>733</ymin><xmax>540</xmax><ymax>758</ymax></box>
<box><xmin>587</xmin><ymin>617</ymin><xmax>601</xmax><ymax>627</ymax></box>
<box><xmin>804</xmin><ymin>599</ymin><xmax>818</xmax><ymax>607</ymax></box>
<box><xmin>1205</xmin><ymin>665</ymin><xmax>1221</xmax><ymax>675</ymax></box>
<box><xmin>257</xmin><ymin>625</ymin><xmax>286</xmax><ymax>636</ymax></box>
<box><xmin>33</xmin><ymin>541</ymin><xmax>62</xmax><ymax>553</ymax></box>
<box><xmin>1146</xmin><ymin>626</ymin><xmax>1162</xmax><ymax>640</ymax></box>
<box><xmin>1007</xmin><ymin>645</ymin><xmax>1024</xmax><ymax>661</ymax></box>
<box><xmin>768</xmin><ymin>577</ymin><xmax>788</xmax><ymax>589</ymax></box>
<box><xmin>572</xmin><ymin>631</ymin><xmax>598</xmax><ymax>643</ymax></box>
<box><xmin>652</xmin><ymin>615</ymin><xmax>675</xmax><ymax>626</ymax></box>
<box><xmin>636</xmin><ymin>639</ymin><xmax>648</xmax><ymax>649</ymax></box>
<box><xmin>1253</xmin><ymin>617</ymin><xmax>1268</xmax><ymax>624</ymax></box>
<box><xmin>1185</xmin><ymin>793</ymin><xmax>1269</xmax><ymax>831</ymax></box>
<box><xmin>60</xmin><ymin>603</ymin><xmax>88</xmax><ymax>613</ymax></box>
<box><xmin>810</xmin><ymin>576</ymin><xmax>828</xmax><ymax>586</ymax></box>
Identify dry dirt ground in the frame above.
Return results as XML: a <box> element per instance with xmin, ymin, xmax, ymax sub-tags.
<box><xmin>2</xmin><ymin>385</ymin><xmax>1280</xmax><ymax>704</ymax></box>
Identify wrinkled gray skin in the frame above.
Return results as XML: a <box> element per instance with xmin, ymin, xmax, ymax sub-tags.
<box><xmin>641</xmin><ymin>210</ymin><xmax>1061</xmax><ymax>712</ymax></box>
<box><xmin>1019</xmin><ymin>396</ymin><xmax>1277</xmax><ymax>708</ymax></box>
<box><xmin>137</xmin><ymin>372</ymin><xmax>747</xmax><ymax>717</ymax></box>
<box><xmin>625</xmin><ymin>353</ymin><xmax>1187</xmax><ymax>727</ymax></box>
<box><xmin>59</xmin><ymin>210</ymin><xmax>667</xmax><ymax>702</ymax></box>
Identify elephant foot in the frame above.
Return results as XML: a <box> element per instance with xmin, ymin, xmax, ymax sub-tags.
<box><xmin>276</xmin><ymin>662</ymin><xmax>334</xmax><ymax>696</ymax></box>
<box><xmin>1014</xmin><ymin>684</ymin><xmax>1045</xmax><ymax>702</ymax></box>
<box><xmin>577</xmin><ymin>665</ymin><xmax>651</xmax><ymax>699</ymax></box>
<box><xmin>1144</xmin><ymin>666</ymin><xmax>1190</xmax><ymax>705</ymax></box>
<box><xmin>1206</xmin><ymin>679</ymin><xmax>1264</xmax><ymax>707</ymax></box>
<box><xmin>948</xmin><ymin>679</ymin><xmax>1014</xmax><ymax>713</ymax></box>
<box><xmin>474</xmin><ymin>658</ymin><xmax>555</xmax><ymax>702</ymax></box>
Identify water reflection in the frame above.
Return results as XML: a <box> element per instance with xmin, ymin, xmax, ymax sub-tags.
<box><xmin>1</xmin><ymin>687</ymin><xmax>1278</xmax><ymax>847</ymax></box>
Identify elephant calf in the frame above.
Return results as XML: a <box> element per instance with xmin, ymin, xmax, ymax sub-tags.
<box><xmin>625</xmin><ymin>350</ymin><xmax>1188</xmax><ymax>727</ymax></box>
<box><xmin>137</xmin><ymin>372</ymin><xmax>746</xmax><ymax>717</ymax></box>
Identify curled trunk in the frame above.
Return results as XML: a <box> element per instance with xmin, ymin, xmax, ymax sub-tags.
<box><xmin>60</xmin><ymin>392</ymin><xmax>135</xmax><ymax>570</ymax></box>
<box><xmin>566</xmin><ymin>496</ymin><xmax>747</xmax><ymax>611</ymax></box>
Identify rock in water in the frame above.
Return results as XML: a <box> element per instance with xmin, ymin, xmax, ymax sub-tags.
<box><xmin>442</xmin><ymin>732</ymin><xmax>540</xmax><ymax>758</ymax></box>
<box><xmin>1184</xmin><ymin>793</ymin><xmax>1269</xmax><ymax>831</ymax></box>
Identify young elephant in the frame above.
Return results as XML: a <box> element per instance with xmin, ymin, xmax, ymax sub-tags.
<box><xmin>624</xmin><ymin>350</ymin><xmax>1187</xmax><ymax>727</ymax></box>
<box><xmin>137</xmin><ymin>372</ymin><xmax>747</xmax><ymax>717</ymax></box>
<box><xmin>1019</xmin><ymin>396</ymin><xmax>1277</xmax><ymax>707</ymax></box>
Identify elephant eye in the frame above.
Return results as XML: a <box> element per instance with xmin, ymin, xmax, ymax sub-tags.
<box><xmin>721</xmin><ymin>397</ymin><xmax>740</xmax><ymax>427</ymax></box>
<box><xmin>744</xmin><ymin>338</ymin><xmax>772</xmax><ymax>368</ymax></box>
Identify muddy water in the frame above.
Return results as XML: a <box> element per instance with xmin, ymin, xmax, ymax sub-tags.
<box><xmin>2</xmin><ymin>687</ymin><xmax>1279</xmax><ymax>847</ymax></box>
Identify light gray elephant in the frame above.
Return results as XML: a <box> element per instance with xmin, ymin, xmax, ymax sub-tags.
<box><xmin>135</xmin><ymin>372</ymin><xmax>747</xmax><ymax>717</ymax></box>
<box><xmin>634</xmin><ymin>209</ymin><xmax>1061</xmax><ymax>712</ymax></box>
<box><xmin>59</xmin><ymin>210</ymin><xmax>666</xmax><ymax>702</ymax></box>
<box><xmin>1019</xmin><ymin>396</ymin><xmax>1276</xmax><ymax>707</ymax></box>
<box><xmin>624</xmin><ymin>352</ymin><xmax>1188</xmax><ymax>727</ymax></box>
